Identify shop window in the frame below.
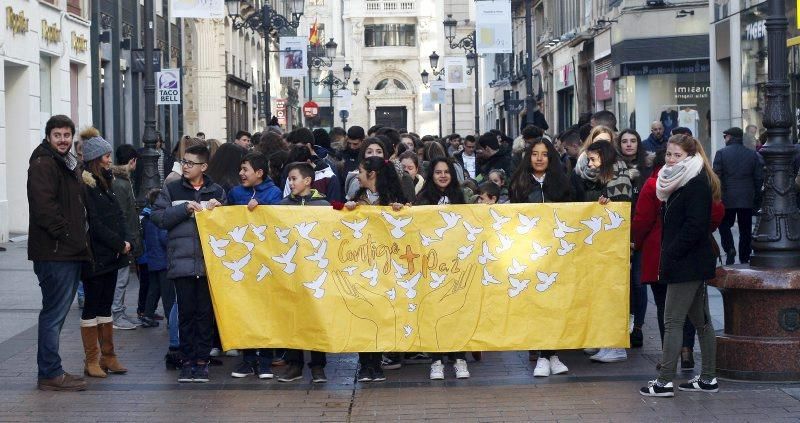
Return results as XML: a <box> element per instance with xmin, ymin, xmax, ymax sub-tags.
<box><xmin>40</xmin><ymin>56</ymin><xmax>53</xmax><ymax>125</ymax></box>
<box><xmin>364</xmin><ymin>24</ymin><xmax>416</xmax><ymax>47</ymax></box>
<box><xmin>741</xmin><ymin>3</ymin><xmax>769</xmax><ymax>148</ymax></box>
<box><xmin>67</xmin><ymin>0</ymin><xmax>82</xmax><ymax>16</ymax></box>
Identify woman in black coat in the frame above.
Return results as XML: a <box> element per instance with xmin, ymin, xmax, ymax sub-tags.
<box><xmin>80</xmin><ymin>135</ymin><xmax>131</xmax><ymax>378</ymax></box>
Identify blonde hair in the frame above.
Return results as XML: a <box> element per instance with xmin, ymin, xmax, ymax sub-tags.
<box><xmin>206</xmin><ymin>138</ymin><xmax>222</xmax><ymax>159</ymax></box>
<box><xmin>581</xmin><ymin>125</ymin><xmax>616</xmax><ymax>152</ymax></box>
<box><xmin>668</xmin><ymin>134</ymin><xmax>722</xmax><ymax>201</ymax></box>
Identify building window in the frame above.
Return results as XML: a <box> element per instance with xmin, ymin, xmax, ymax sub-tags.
<box><xmin>364</xmin><ymin>24</ymin><xmax>416</xmax><ymax>47</ymax></box>
<box><xmin>40</xmin><ymin>56</ymin><xmax>53</xmax><ymax>124</ymax></box>
<box><xmin>67</xmin><ymin>0</ymin><xmax>83</xmax><ymax>17</ymax></box>
<box><xmin>374</xmin><ymin>79</ymin><xmax>407</xmax><ymax>90</ymax></box>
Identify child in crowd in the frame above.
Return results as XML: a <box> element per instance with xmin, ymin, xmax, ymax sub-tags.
<box><xmin>487</xmin><ymin>169</ymin><xmax>510</xmax><ymax>203</ymax></box>
<box><xmin>476</xmin><ymin>182</ymin><xmax>500</xmax><ymax>204</ymax></box>
<box><xmin>276</xmin><ymin>162</ymin><xmax>331</xmax><ymax>383</ymax></box>
<box><xmin>151</xmin><ymin>145</ymin><xmax>226</xmax><ymax>384</ymax></box>
<box><xmin>141</xmin><ymin>189</ymin><xmax>173</xmax><ymax>329</ymax></box>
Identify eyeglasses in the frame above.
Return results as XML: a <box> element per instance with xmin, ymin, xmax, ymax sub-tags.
<box><xmin>180</xmin><ymin>159</ymin><xmax>206</xmax><ymax>168</ymax></box>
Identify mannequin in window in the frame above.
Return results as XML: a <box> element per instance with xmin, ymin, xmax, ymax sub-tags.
<box><xmin>660</xmin><ymin>108</ymin><xmax>678</xmax><ymax>135</ymax></box>
<box><xmin>678</xmin><ymin>106</ymin><xmax>699</xmax><ymax>138</ymax></box>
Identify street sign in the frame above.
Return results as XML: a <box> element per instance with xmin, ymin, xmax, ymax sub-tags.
<box><xmin>156</xmin><ymin>68</ymin><xmax>181</xmax><ymax>105</ymax></box>
<box><xmin>303</xmin><ymin>101</ymin><xmax>319</xmax><ymax>118</ymax></box>
<box><xmin>339</xmin><ymin>110</ymin><xmax>349</xmax><ymax>120</ymax></box>
<box><xmin>131</xmin><ymin>49</ymin><xmax>162</xmax><ymax>73</ymax></box>
<box><xmin>257</xmin><ymin>92</ymin><xmax>267</xmax><ymax>119</ymax></box>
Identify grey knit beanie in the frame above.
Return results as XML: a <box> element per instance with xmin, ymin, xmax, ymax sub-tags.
<box><xmin>82</xmin><ymin>136</ymin><xmax>113</xmax><ymax>163</ymax></box>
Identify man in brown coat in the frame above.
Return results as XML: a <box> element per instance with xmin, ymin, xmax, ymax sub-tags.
<box><xmin>27</xmin><ymin>115</ymin><xmax>90</xmax><ymax>391</ymax></box>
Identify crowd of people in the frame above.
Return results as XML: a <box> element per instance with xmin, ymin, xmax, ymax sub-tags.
<box><xmin>28</xmin><ymin>109</ymin><xmax>764</xmax><ymax>397</ymax></box>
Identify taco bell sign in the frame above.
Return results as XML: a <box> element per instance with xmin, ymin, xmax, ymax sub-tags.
<box><xmin>156</xmin><ymin>68</ymin><xmax>181</xmax><ymax>105</ymax></box>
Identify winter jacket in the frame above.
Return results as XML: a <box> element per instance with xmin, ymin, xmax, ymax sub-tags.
<box><xmin>111</xmin><ymin>165</ymin><xmax>143</xmax><ymax>259</ymax></box>
<box><xmin>227</xmin><ymin>179</ymin><xmax>282</xmax><ymax>206</ymax></box>
<box><xmin>344</xmin><ymin>166</ymin><xmax>417</xmax><ymax>203</ymax></box>
<box><xmin>151</xmin><ymin>175</ymin><xmax>226</xmax><ymax>279</ymax></box>
<box><xmin>26</xmin><ymin>141</ymin><xmax>91</xmax><ymax>262</ymax></box>
<box><xmin>658</xmin><ymin>171</ymin><xmax>718</xmax><ymax>284</ymax></box>
<box><xmin>278</xmin><ymin>189</ymin><xmax>331</xmax><ymax>206</ymax></box>
<box><xmin>82</xmin><ymin>171</ymin><xmax>130</xmax><ymax>278</ymax></box>
<box><xmin>476</xmin><ymin>150</ymin><xmax>512</xmax><ymax>182</ymax></box>
<box><xmin>341</xmin><ymin>148</ymin><xmax>360</xmax><ymax>175</ymax></box>
<box><xmin>141</xmin><ymin>208</ymin><xmax>168</xmax><ymax>272</ymax></box>
<box><xmin>510</xmin><ymin>175</ymin><xmax>576</xmax><ymax>204</ymax></box>
<box><xmin>642</xmin><ymin>134</ymin><xmax>668</xmax><ymax>152</ymax></box>
<box><xmin>632</xmin><ymin>168</ymin><xmax>725</xmax><ymax>283</ymax></box>
<box><xmin>572</xmin><ymin>162</ymin><xmax>632</xmax><ymax>203</ymax></box>
<box><xmin>281</xmin><ymin>158</ymin><xmax>343</xmax><ymax>203</ymax></box>
<box><xmin>713</xmin><ymin>138</ymin><xmax>764</xmax><ymax>209</ymax></box>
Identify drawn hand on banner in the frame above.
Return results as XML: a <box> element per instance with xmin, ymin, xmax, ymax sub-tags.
<box><xmin>417</xmin><ymin>264</ymin><xmax>479</xmax><ymax>350</ymax></box>
<box><xmin>331</xmin><ymin>270</ymin><xmax>397</xmax><ymax>350</ymax></box>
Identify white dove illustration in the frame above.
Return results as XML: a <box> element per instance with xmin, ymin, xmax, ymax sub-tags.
<box><xmin>434</xmin><ymin>211</ymin><xmax>462</xmax><ymax>238</ymax></box>
<box><xmin>303</xmin><ymin>271</ymin><xmax>327</xmax><ymax>299</ymax></box>
<box><xmin>429</xmin><ymin>272</ymin><xmax>446</xmax><ymax>289</ymax></box>
<box><xmin>403</xmin><ymin>325</ymin><xmax>413</xmax><ymax>338</ymax></box>
<box><xmin>481</xmin><ymin>267</ymin><xmax>501</xmax><ymax>286</ymax></box>
<box><xmin>256</xmin><ymin>264</ymin><xmax>272</xmax><ymax>282</ymax></box>
<box><xmin>604</xmin><ymin>208</ymin><xmax>625</xmax><ymax>231</ymax></box>
<box><xmin>250</xmin><ymin>224</ymin><xmax>268</xmax><ymax>242</ymax></box>
<box><xmin>209</xmin><ymin>235</ymin><xmax>230</xmax><ymax>258</ymax></box>
<box><xmin>381</xmin><ymin>212</ymin><xmax>413</xmax><ymax>239</ymax></box>
<box><xmin>508</xmin><ymin>276</ymin><xmax>531</xmax><ymax>298</ymax></box>
<box><xmin>341</xmin><ymin>218</ymin><xmax>368</xmax><ymax>239</ymax></box>
<box><xmin>342</xmin><ymin>266</ymin><xmax>357</xmax><ymax>276</ymax></box>
<box><xmin>295</xmin><ymin>222</ymin><xmax>321</xmax><ymax>248</ymax></box>
<box><xmin>398</xmin><ymin>273</ymin><xmax>421</xmax><ymax>299</ymax></box>
<box><xmin>222</xmin><ymin>253</ymin><xmax>251</xmax><ymax>282</ymax></box>
<box><xmin>420</xmin><ymin>233</ymin><xmax>440</xmax><ymax>247</ymax></box>
<box><xmin>408</xmin><ymin>303</ymin><xmax>417</xmax><ymax>312</ymax></box>
<box><xmin>553</xmin><ymin>210</ymin><xmax>581</xmax><ymax>239</ymax></box>
<box><xmin>516</xmin><ymin>213</ymin><xmax>540</xmax><ymax>235</ymax></box>
<box><xmin>478</xmin><ymin>241</ymin><xmax>498</xmax><ymax>265</ymax></box>
<box><xmin>457</xmin><ymin>244</ymin><xmax>474</xmax><ymax>260</ymax></box>
<box><xmin>530</xmin><ymin>241</ymin><xmax>551</xmax><ymax>261</ymax></box>
<box><xmin>536</xmin><ymin>271</ymin><xmax>558</xmax><ymax>292</ymax></box>
<box><xmin>462</xmin><ymin>221</ymin><xmax>484</xmax><ymax>242</ymax></box>
<box><xmin>391</xmin><ymin>259</ymin><xmax>408</xmax><ymax>279</ymax></box>
<box><xmin>275</xmin><ymin>226</ymin><xmax>291</xmax><ymax>244</ymax></box>
<box><xmin>332</xmin><ymin>231</ymin><xmax>342</xmax><ymax>240</ymax></box>
<box><xmin>304</xmin><ymin>240</ymin><xmax>329</xmax><ymax>269</ymax></box>
<box><xmin>490</xmin><ymin>208</ymin><xmax>512</xmax><ymax>230</ymax></box>
<box><xmin>495</xmin><ymin>234</ymin><xmax>513</xmax><ymax>253</ymax></box>
<box><xmin>507</xmin><ymin>258</ymin><xmax>527</xmax><ymax>275</ymax></box>
<box><xmin>228</xmin><ymin>225</ymin><xmax>254</xmax><ymax>252</ymax></box>
<box><xmin>557</xmin><ymin>238</ymin><xmax>576</xmax><ymax>256</ymax></box>
<box><xmin>386</xmin><ymin>287</ymin><xmax>397</xmax><ymax>301</ymax></box>
<box><xmin>581</xmin><ymin>216</ymin><xmax>603</xmax><ymax>245</ymax></box>
<box><xmin>271</xmin><ymin>242</ymin><xmax>298</xmax><ymax>274</ymax></box>
<box><xmin>361</xmin><ymin>264</ymin><xmax>379</xmax><ymax>287</ymax></box>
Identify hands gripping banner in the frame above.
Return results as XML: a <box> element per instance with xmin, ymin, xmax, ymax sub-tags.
<box><xmin>196</xmin><ymin>203</ymin><xmax>631</xmax><ymax>352</ymax></box>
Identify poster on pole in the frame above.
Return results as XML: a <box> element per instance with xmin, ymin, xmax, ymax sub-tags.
<box><xmin>475</xmin><ymin>0</ymin><xmax>513</xmax><ymax>54</ymax></box>
<box><xmin>444</xmin><ymin>56</ymin><xmax>468</xmax><ymax>90</ymax></box>
<box><xmin>430</xmin><ymin>79</ymin><xmax>446</xmax><ymax>104</ymax></box>
<box><xmin>334</xmin><ymin>89</ymin><xmax>352</xmax><ymax>111</ymax></box>
<box><xmin>170</xmin><ymin>0</ymin><xmax>225</xmax><ymax>19</ymax></box>
<box><xmin>156</xmin><ymin>68</ymin><xmax>181</xmax><ymax>105</ymax></box>
<box><xmin>422</xmin><ymin>93</ymin><xmax>434</xmax><ymax>111</ymax></box>
<box><xmin>279</xmin><ymin>37</ymin><xmax>308</xmax><ymax>78</ymax></box>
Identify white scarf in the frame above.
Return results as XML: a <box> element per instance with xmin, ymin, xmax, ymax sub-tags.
<box><xmin>656</xmin><ymin>155</ymin><xmax>704</xmax><ymax>201</ymax></box>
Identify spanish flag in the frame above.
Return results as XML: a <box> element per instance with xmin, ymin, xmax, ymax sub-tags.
<box><xmin>309</xmin><ymin>18</ymin><xmax>320</xmax><ymax>46</ymax></box>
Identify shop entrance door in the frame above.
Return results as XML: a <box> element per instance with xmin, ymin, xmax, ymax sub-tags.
<box><xmin>376</xmin><ymin>107</ymin><xmax>407</xmax><ymax>130</ymax></box>
<box><xmin>558</xmin><ymin>88</ymin><xmax>574</xmax><ymax>133</ymax></box>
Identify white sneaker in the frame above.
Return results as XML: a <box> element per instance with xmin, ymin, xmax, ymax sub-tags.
<box><xmin>549</xmin><ymin>356</ymin><xmax>569</xmax><ymax>375</ymax></box>
<box><xmin>583</xmin><ymin>348</ymin><xmax>599</xmax><ymax>355</ymax></box>
<box><xmin>533</xmin><ymin>357</ymin><xmax>550</xmax><ymax>377</ymax></box>
<box><xmin>453</xmin><ymin>359</ymin><xmax>470</xmax><ymax>379</ymax></box>
<box><xmin>210</xmin><ymin>348</ymin><xmax>221</xmax><ymax>357</ymax></box>
<box><xmin>430</xmin><ymin>360</ymin><xmax>445</xmax><ymax>380</ymax></box>
<box><xmin>590</xmin><ymin>348</ymin><xmax>609</xmax><ymax>361</ymax></box>
<box><xmin>593</xmin><ymin>348</ymin><xmax>627</xmax><ymax>363</ymax></box>
<box><xmin>225</xmin><ymin>349</ymin><xmax>240</xmax><ymax>357</ymax></box>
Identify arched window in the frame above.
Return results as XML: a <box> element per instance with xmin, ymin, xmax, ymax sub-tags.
<box><xmin>374</xmin><ymin>79</ymin><xmax>407</xmax><ymax>90</ymax></box>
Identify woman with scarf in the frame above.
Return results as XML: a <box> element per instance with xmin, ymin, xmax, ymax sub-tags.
<box><xmin>639</xmin><ymin>134</ymin><xmax>720</xmax><ymax>397</ymax></box>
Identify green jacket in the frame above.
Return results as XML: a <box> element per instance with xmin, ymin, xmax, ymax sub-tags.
<box><xmin>111</xmin><ymin>165</ymin><xmax>143</xmax><ymax>259</ymax></box>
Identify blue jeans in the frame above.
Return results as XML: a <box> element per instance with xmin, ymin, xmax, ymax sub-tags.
<box><xmin>169</xmin><ymin>301</ymin><xmax>179</xmax><ymax>350</ymax></box>
<box><xmin>630</xmin><ymin>251</ymin><xmax>647</xmax><ymax>328</ymax></box>
<box><xmin>33</xmin><ymin>261</ymin><xmax>82</xmax><ymax>379</ymax></box>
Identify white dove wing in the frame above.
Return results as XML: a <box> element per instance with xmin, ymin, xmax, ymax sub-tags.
<box><xmin>250</xmin><ymin>225</ymin><xmax>267</xmax><ymax>241</ymax></box>
<box><xmin>222</xmin><ymin>253</ymin><xmax>251</xmax><ymax>282</ymax></box>
<box><xmin>228</xmin><ymin>225</ymin><xmax>248</xmax><ymax>243</ymax></box>
<box><xmin>343</xmin><ymin>266</ymin><xmax>357</xmax><ymax>275</ymax></box>
<box><xmin>490</xmin><ymin>209</ymin><xmax>511</xmax><ymax>230</ymax></box>
<box><xmin>604</xmin><ymin>209</ymin><xmax>625</xmax><ymax>230</ymax></box>
<box><xmin>256</xmin><ymin>264</ymin><xmax>272</xmax><ymax>281</ymax></box>
<box><xmin>209</xmin><ymin>236</ymin><xmax>230</xmax><ymax>258</ymax></box>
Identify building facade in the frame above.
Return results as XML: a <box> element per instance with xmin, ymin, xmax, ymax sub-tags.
<box><xmin>0</xmin><ymin>0</ymin><xmax>92</xmax><ymax>242</ymax></box>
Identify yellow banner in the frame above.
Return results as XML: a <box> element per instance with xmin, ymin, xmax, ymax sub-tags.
<box><xmin>196</xmin><ymin>203</ymin><xmax>631</xmax><ymax>352</ymax></box>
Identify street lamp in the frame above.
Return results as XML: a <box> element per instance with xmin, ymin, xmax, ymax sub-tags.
<box><xmin>312</xmin><ymin>64</ymin><xmax>358</xmax><ymax>132</ymax></box>
<box><xmin>443</xmin><ymin>14</ymin><xmax>480</xmax><ymax>134</ymax></box>
<box><xmin>225</xmin><ymin>0</ymin><xmax>303</xmax><ymax>120</ymax></box>
<box><xmin>307</xmin><ymin>38</ymin><xmax>338</xmax><ymax>104</ymax></box>
<box><xmin>137</xmin><ymin>0</ymin><xmax>159</xmax><ymax>205</ymax></box>
<box><xmin>421</xmin><ymin>51</ymin><xmax>446</xmax><ymax>137</ymax></box>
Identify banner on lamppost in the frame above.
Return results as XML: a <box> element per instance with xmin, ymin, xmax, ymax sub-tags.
<box><xmin>430</xmin><ymin>79</ymin><xmax>446</xmax><ymax>104</ymax></box>
<box><xmin>170</xmin><ymin>0</ymin><xmax>225</xmax><ymax>18</ymax></box>
<box><xmin>422</xmin><ymin>93</ymin><xmax>434</xmax><ymax>111</ymax></box>
<box><xmin>334</xmin><ymin>89</ymin><xmax>352</xmax><ymax>111</ymax></box>
<box><xmin>257</xmin><ymin>92</ymin><xmax>267</xmax><ymax>119</ymax></box>
<box><xmin>444</xmin><ymin>56</ymin><xmax>468</xmax><ymax>90</ymax></box>
<box><xmin>279</xmin><ymin>37</ymin><xmax>308</xmax><ymax>78</ymax></box>
<box><xmin>475</xmin><ymin>0</ymin><xmax>513</xmax><ymax>54</ymax></box>
<box><xmin>276</xmin><ymin>98</ymin><xmax>287</xmax><ymax>126</ymax></box>
<box><xmin>156</xmin><ymin>68</ymin><xmax>181</xmax><ymax>105</ymax></box>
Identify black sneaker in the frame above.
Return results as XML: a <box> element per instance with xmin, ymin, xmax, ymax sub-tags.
<box><xmin>193</xmin><ymin>361</ymin><xmax>210</xmax><ymax>383</ymax></box>
<box><xmin>277</xmin><ymin>364</ymin><xmax>303</xmax><ymax>382</ymax></box>
<box><xmin>357</xmin><ymin>366</ymin><xmax>373</xmax><ymax>382</ymax></box>
<box><xmin>257</xmin><ymin>362</ymin><xmax>274</xmax><ymax>379</ymax></box>
<box><xmin>311</xmin><ymin>365</ymin><xmax>327</xmax><ymax>383</ymax></box>
<box><xmin>372</xmin><ymin>366</ymin><xmax>386</xmax><ymax>382</ymax></box>
<box><xmin>630</xmin><ymin>327</ymin><xmax>643</xmax><ymax>348</ymax></box>
<box><xmin>140</xmin><ymin>316</ymin><xmax>159</xmax><ymax>328</ymax></box>
<box><xmin>678</xmin><ymin>376</ymin><xmax>719</xmax><ymax>393</ymax></box>
<box><xmin>639</xmin><ymin>379</ymin><xmax>674</xmax><ymax>397</ymax></box>
<box><xmin>231</xmin><ymin>361</ymin><xmax>256</xmax><ymax>378</ymax></box>
<box><xmin>725</xmin><ymin>249</ymin><xmax>736</xmax><ymax>265</ymax></box>
<box><xmin>380</xmin><ymin>354</ymin><xmax>402</xmax><ymax>370</ymax></box>
<box><xmin>178</xmin><ymin>364</ymin><xmax>193</xmax><ymax>383</ymax></box>
<box><xmin>404</xmin><ymin>353</ymin><xmax>431</xmax><ymax>363</ymax></box>
<box><xmin>165</xmin><ymin>351</ymin><xmax>182</xmax><ymax>370</ymax></box>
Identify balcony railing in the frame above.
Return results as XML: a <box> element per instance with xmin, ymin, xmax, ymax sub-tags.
<box><xmin>365</xmin><ymin>1</ymin><xmax>415</xmax><ymax>15</ymax></box>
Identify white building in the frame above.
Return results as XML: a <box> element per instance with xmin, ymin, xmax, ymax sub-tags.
<box><xmin>0</xmin><ymin>0</ymin><xmax>93</xmax><ymax>242</ymax></box>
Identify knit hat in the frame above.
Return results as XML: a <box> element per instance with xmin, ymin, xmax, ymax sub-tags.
<box><xmin>82</xmin><ymin>136</ymin><xmax>113</xmax><ymax>163</ymax></box>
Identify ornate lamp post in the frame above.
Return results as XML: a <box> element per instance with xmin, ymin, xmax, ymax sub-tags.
<box><xmin>307</xmin><ymin>38</ymin><xmax>338</xmax><ymax>103</ymax></box>
<box><xmin>225</xmin><ymin>0</ymin><xmax>304</xmax><ymax>119</ymax></box>
<box><xmin>710</xmin><ymin>0</ymin><xmax>800</xmax><ymax>381</ymax></box>
<box><xmin>137</xmin><ymin>0</ymin><xmax>160</xmax><ymax>204</ymax></box>
<box><xmin>443</xmin><ymin>14</ymin><xmax>480</xmax><ymax>134</ymax></box>
<box><xmin>311</xmin><ymin>64</ymin><xmax>359</xmax><ymax>132</ymax></box>
<box><xmin>421</xmin><ymin>51</ymin><xmax>446</xmax><ymax>138</ymax></box>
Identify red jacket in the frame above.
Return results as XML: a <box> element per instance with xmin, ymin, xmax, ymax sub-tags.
<box><xmin>632</xmin><ymin>167</ymin><xmax>725</xmax><ymax>283</ymax></box>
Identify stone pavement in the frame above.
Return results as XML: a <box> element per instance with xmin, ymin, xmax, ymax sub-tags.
<box><xmin>1</xmin><ymin>239</ymin><xmax>799</xmax><ymax>422</ymax></box>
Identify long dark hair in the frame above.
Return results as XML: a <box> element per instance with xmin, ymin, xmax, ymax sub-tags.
<box><xmin>86</xmin><ymin>157</ymin><xmax>112</xmax><ymax>191</ymax></box>
<box><xmin>206</xmin><ymin>143</ymin><xmax>246</xmax><ymax>190</ymax></box>
<box><xmin>416</xmin><ymin>158</ymin><xmax>466</xmax><ymax>205</ymax></box>
<box><xmin>586</xmin><ymin>140</ymin><xmax>618</xmax><ymax>184</ymax></box>
<box><xmin>358</xmin><ymin>137</ymin><xmax>389</xmax><ymax>162</ymax></box>
<box><xmin>509</xmin><ymin>139</ymin><xmax>572</xmax><ymax>203</ymax></box>
<box><xmin>616</xmin><ymin>129</ymin><xmax>648</xmax><ymax>171</ymax></box>
<box><xmin>354</xmin><ymin>156</ymin><xmax>407</xmax><ymax>205</ymax></box>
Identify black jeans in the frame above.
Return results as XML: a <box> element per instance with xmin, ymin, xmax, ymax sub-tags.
<box><xmin>358</xmin><ymin>352</ymin><xmax>381</xmax><ymax>368</ymax></box>
<box><xmin>242</xmin><ymin>349</ymin><xmax>274</xmax><ymax>367</ymax></box>
<box><xmin>284</xmin><ymin>350</ymin><xmax>327</xmax><ymax>367</ymax></box>
<box><xmin>144</xmin><ymin>270</ymin><xmax>175</xmax><ymax>319</ymax></box>
<box><xmin>719</xmin><ymin>208</ymin><xmax>753</xmax><ymax>263</ymax></box>
<box><xmin>650</xmin><ymin>282</ymin><xmax>695</xmax><ymax>350</ymax></box>
<box><xmin>174</xmin><ymin>276</ymin><xmax>213</xmax><ymax>362</ymax></box>
<box><xmin>82</xmin><ymin>270</ymin><xmax>119</xmax><ymax>320</ymax></box>
<box><xmin>430</xmin><ymin>352</ymin><xmax>466</xmax><ymax>362</ymax></box>
<box><xmin>137</xmin><ymin>263</ymin><xmax>149</xmax><ymax>314</ymax></box>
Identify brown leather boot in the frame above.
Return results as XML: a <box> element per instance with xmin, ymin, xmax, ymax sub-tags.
<box><xmin>80</xmin><ymin>321</ymin><xmax>106</xmax><ymax>378</ymax></box>
<box><xmin>97</xmin><ymin>319</ymin><xmax>128</xmax><ymax>374</ymax></box>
